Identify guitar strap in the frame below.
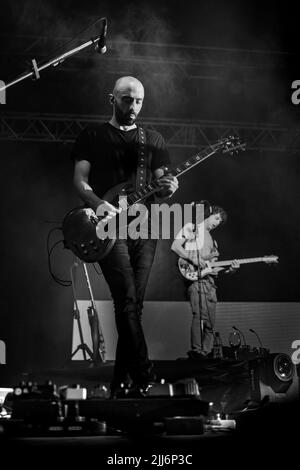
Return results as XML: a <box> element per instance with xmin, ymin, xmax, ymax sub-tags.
<box><xmin>136</xmin><ymin>126</ymin><xmax>148</xmax><ymax>190</ymax></box>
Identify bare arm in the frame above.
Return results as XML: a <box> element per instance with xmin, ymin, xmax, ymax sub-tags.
<box><xmin>171</xmin><ymin>238</ymin><xmax>190</xmax><ymax>260</ymax></box>
<box><xmin>73</xmin><ymin>160</ymin><xmax>120</xmax><ymax>221</ymax></box>
<box><xmin>171</xmin><ymin>225</ymin><xmax>206</xmax><ymax>267</ymax></box>
<box><xmin>73</xmin><ymin>160</ymin><xmax>104</xmax><ymax>211</ymax></box>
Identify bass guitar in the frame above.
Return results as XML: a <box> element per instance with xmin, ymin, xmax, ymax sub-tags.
<box><xmin>178</xmin><ymin>255</ymin><xmax>279</xmax><ymax>281</ymax></box>
<box><xmin>63</xmin><ymin>136</ymin><xmax>245</xmax><ymax>263</ymax></box>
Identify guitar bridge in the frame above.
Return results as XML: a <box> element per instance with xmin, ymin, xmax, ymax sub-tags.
<box><xmin>84</xmin><ymin>208</ymin><xmax>99</xmax><ymax>225</ymax></box>
<box><xmin>90</xmin><ymin>215</ymin><xmax>99</xmax><ymax>225</ymax></box>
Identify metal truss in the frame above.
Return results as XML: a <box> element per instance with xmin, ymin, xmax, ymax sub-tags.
<box><xmin>0</xmin><ymin>34</ymin><xmax>292</xmax><ymax>81</ymax></box>
<box><xmin>0</xmin><ymin>112</ymin><xmax>299</xmax><ymax>151</ymax></box>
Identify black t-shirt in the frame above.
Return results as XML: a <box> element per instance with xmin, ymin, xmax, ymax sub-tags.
<box><xmin>71</xmin><ymin>122</ymin><xmax>170</xmax><ymax>199</ymax></box>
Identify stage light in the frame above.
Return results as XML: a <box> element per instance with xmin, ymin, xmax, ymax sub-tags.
<box><xmin>249</xmin><ymin>353</ymin><xmax>297</xmax><ymax>403</ymax></box>
<box><xmin>273</xmin><ymin>353</ymin><xmax>294</xmax><ymax>380</ymax></box>
<box><xmin>263</xmin><ymin>353</ymin><xmax>294</xmax><ymax>393</ymax></box>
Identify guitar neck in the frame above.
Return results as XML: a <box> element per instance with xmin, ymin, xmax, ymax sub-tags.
<box><xmin>212</xmin><ymin>257</ymin><xmax>267</xmax><ymax>268</ymax></box>
<box><xmin>125</xmin><ymin>145</ymin><xmax>220</xmax><ymax>207</ymax></box>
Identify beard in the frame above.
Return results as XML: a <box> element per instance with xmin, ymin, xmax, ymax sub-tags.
<box><xmin>115</xmin><ymin>105</ymin><xmax>137</xmax><ymax>126</ymax></box>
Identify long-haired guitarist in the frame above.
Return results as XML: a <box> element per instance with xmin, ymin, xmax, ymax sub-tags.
<box><xmin>71</xmin><ymin>76</ymin><xmax>178</xmax><ymax>397</ymax></box>
<box><xmin>171</xmin><ymin>201</ymin><xmax>239</xmax><ymax>359</ymax></box>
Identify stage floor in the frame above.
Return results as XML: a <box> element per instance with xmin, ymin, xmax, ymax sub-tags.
<box><xmin>0</xmin><ymin>358</ymin><xmax>299</xmax><ymax>468</ymax></box>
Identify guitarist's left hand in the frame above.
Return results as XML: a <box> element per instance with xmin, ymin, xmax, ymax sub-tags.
<box><xmin>201</xmin><ymin>261</ymin><xmax>220</xmax><ymax>277</ymax></box>
<box><xmin>226</xmin><ymin>259</ymin><xmax>240</xmax><ymax>274</ymax></box>
<box><xmin>156</xmin><ymin>175</ymin><xmax>179</xmax><ymax>199</ymax></box>
<box><xmin>206</xmin><ymin>265</ymin><xmax>223</xmax><ymax>276</ymax></box>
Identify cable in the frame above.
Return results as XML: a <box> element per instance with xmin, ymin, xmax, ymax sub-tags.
<box><xmin>46</xmin><ymin>227</ymin><xmax>72</xmax><ymax>286</ymax></box>
<box><xmin>48</xmin><ymin>240</ymin><xmax>72</xmax><ymax>286</ymax></box>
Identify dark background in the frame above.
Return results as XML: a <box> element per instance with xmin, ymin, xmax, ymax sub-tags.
<box><xmin>0</xmin><ymin>0</ymin><xmax>299</xmax><ymax>372</ymax></box>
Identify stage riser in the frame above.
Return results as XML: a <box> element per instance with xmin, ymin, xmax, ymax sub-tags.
<box><xmin>72</xmin><ymin>301</ymin><xmax>300</xmax><ymax>361</ymax></box>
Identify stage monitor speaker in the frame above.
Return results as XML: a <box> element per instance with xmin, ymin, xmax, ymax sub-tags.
<box><xmin>200</xmin><ymin>353</ymin><xmax>299</xmax><ymax>414</ymax></box>
<box><xmin>249</xmin><ymin>353</ymin><xmax>298</xmax><ymax>404</ymax></box>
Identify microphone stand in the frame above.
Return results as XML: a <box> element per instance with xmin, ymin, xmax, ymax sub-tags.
<box><xmin>195</xmin><ymin>223</ymin><xmax>204</xmax><ymax>353</ymax></box>
<box><xmin>232</xmin><ymin>325</ymin><xmax>247</xmax><ymax>348</ymax></box>
<box><xmin>0</xmin><ymin>18</ymin><xmax>107</xmax><ymax>93</ymax></box>
<box><xmin>69</xmin><ymin>260</ymin><xmax>94</xmax><ymax>364</ymax></box>
<box><xmin>193</xmin><ymin>203</ymin><xmax>212</xmax><ymax>355</ymax></box>
<box><xmin>249</xmin><ymin>328</ymin><xmax>269</xmax><ymax>356</ymax></box>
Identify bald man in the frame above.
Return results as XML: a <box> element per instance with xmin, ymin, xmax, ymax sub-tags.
<box><xmin>72</xmin><ymin>76</ymin><xmax>178</xmax><ymax>397</ymax></box>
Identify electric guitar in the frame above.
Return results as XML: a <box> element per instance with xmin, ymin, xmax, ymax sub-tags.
<box><xmin>178</xmin><ymin>255</ymin><xmax>279</xmax><ymax>281</ymax></box>
<box><xmin>62</xmin><ymin>136</ymin><xmax>245</xmax><ymax>263</ymax></box>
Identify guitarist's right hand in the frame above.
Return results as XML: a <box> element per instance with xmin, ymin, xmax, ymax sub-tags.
<box><xmin>96</xmin><ymin>201</ymin><xmax>121</xmax><ymax>223</ymax></box>
<box><xmin>188</xmin><ymin>250</ymin><xmax>206</xmax><ymax>268</ymax></box>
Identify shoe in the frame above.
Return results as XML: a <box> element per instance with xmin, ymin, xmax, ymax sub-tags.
<box><xmin>130</xmin><ymin>362</ymin><xmax>157</xmax><ymax>390</ymax></box>
<box><xmin>110</xmin><ymin>386</ymin><xmax>126</xmax><ymax>399</ymax></box>
<box><xmin>109</xmin><ymin>380</ymin><xmax>132</xmax><ymax>399</ymax></box>
<box><xmin>125</xmin><ymin>385</ymin><xmax>149</xmax><ymax>398</ymax></box>
<box><xmin>110</xmin><ymin>383</ymin><xmax>150</xmax><ymax>399</ymax></box>
<box><xmin>142</xmin><ymin>361</ymin><xmax>157</xmax><ymax>383</ymax></box>
<box><xmin>187</xmin><ymin>350</ymin><xmax>208</xmax><ymax>360</ymax></box>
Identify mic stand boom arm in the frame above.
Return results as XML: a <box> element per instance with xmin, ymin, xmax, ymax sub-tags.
<box><xmin>0</xmin><ymin>19</ymin><xmax>107</xmax><ymax>93</ymax></box>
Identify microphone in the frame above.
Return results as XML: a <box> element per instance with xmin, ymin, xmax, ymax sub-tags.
<box><xmin>232</xmin><ymin>325</ymin><xmax>246</xmax><ymax>347</ymax></box>
<box><xmin>249</xmin><ymin>328</ymin><xmax>263</xmax><ymax>350</ymax></box>
<box><xmin>95</xmin><ymin>18</ymin><xmax>107</xmax><ymax>54</ymax></box>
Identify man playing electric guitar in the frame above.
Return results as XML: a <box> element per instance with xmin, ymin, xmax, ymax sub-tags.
<box><xmin>72</xmin><ymin>76</ymin><xmax>178</xmax><ymax>397</ymax></box>
<box><xmin>171</xmin><ymin>201</ymin><xmax>239</xmax><ymax>359</ymax></box>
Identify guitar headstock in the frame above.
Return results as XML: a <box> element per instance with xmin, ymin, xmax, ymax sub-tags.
<box><xmin>263</xmin><ymin>255</ymin><xmax>279</xmax><ymax>265</ymax></box>
<box><xmin>217</xmin><ymin>135</ymin><xmax>246</xmax><ymax>156</ymax></box>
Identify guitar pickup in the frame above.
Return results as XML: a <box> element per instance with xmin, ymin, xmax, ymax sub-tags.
<box><xmin>84</xmin><ymin>208</ymin><xmax>98</xmax><ymax>225</ymax></box>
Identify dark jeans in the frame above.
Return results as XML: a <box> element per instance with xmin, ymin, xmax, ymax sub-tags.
<box><xmin>99</xmin><ymin>237</ymin><xmax>157</xmax><ymax>390</ymax></box>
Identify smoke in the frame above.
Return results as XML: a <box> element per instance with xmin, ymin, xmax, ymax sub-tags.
<box><xmin>6</xmin><ymin>0</ymin><xmax>69</xmax><ymax>37</ymax></box>
<box><xmin>2</xmin><ymin>0</ymin><xmax>297</xmax><ymax>122</ymax></box>
<box><xmin>113</xmin><ymin>4</ymin><xmax>173</xmax><ymax>44</ymax></box>
<box><xmin>103</xmin><ymin>3</ymin><xmax>190</xmax><ymax>116</ymax></box>
<box><xmin>3</xmin><ymin>0</ymin><xmax>190</xmax><ymax>116</ymax></box>
<box><xmin>3</xmin><ymin>0</ymin><xmax>106</xmax><ymax>54</ymax></box>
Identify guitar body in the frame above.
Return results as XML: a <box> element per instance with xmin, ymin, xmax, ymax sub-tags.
<box><xmin>178</xmin><ymin>258</ymin><xmax>211</xmax><ymax>281</ymax></box>
<box><xmin>62</xmin><ymin>182</ymin><xmax>148</xmax><ymax>263</ymax></box>
<box><xmin>63</xmin><ymin>206</ymin><xmax>115</xmax><ymax>262</ymax></box>
<box><xmin>178</xmin><ymin>255</ymin><xmax>278</xmax><ymax>281</ymax></box>
<box><xmin>63</xmin><ymin>136</ymin><xmax>245</xmax><ymax>263</ymax></box>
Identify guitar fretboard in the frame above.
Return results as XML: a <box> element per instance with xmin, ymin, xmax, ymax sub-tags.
<box><xmin>126</xmin><ymin>144</ymin><xmax>222</xmax><ymax>207</ymax></box>
<box><xmin>212</xmin><ymin>257</ymin><xmax>269</xmax><ymax>267</ymax></box>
